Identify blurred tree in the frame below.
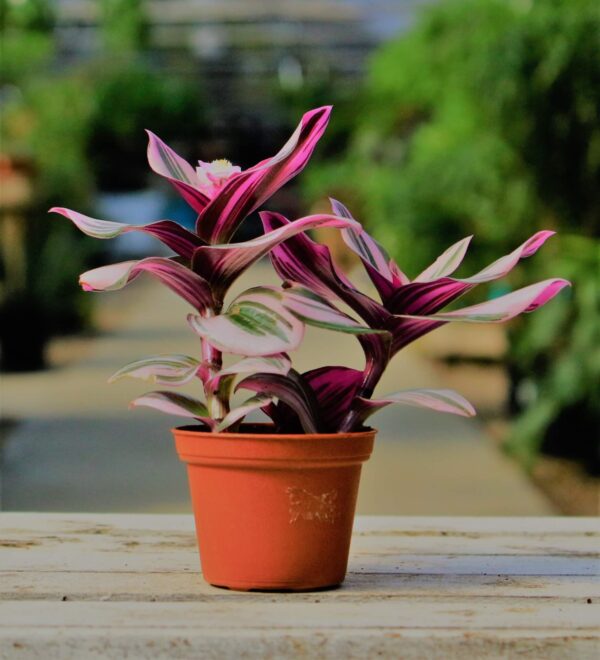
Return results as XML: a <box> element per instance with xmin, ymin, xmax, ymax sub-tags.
<box><xmin>304</xmin><ymin>0</ymin><xmax>600</xmax><ymax>470</ymax></box>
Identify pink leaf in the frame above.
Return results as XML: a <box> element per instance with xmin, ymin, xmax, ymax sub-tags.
<box><xmin>79</xmin><ymin>257</ymin><xmax>214</xmax><ymax>312</ymax></box>
<box><xmin>192</xmin><ymin>212</ymin><xmax>359</xmax><ymax>296</ymax></box>
<box><xmin>146</xmin><ymin>130</ymin><xmax>210</xmax><ymax>213</ymax></box>
<box><xmin>51</xmin><ymin>207</ymin><xmax>204</xmax><ymax>259</ymax></box>
<box><xmin>261</xmin><ymin>212</ymin><xmax>390</xmax><ymax>327</ymax></box>
<box><xmin>354</xmin><ymin>389</ymin><xmax>476</xmax><ymax>423</ymax></box>
<box><xmin>197</xmin><ymin>106</ymin><xmax>332</xmax><ymax>243</ymax></box>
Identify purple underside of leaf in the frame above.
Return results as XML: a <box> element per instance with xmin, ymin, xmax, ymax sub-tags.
<box><xmin>236</xmin><ymin>372</ymin><xmax>321</xmax><ymax>434</ymax></box>
<box><xmin>353</xmin><ymin>389</ymin><xmax>477</xmax><ymax>425</ymax></box>
<box><xmin>303</xmin><ymin>366</ymin><xmax>364</xmax><ymax>432</ymax></box>
<box><xmin>261</xmin><ymin>212</ymin><xmax>390</xmax><ymax>328</ymax></box>
<box><xmin>51</xmin><ymin>207</ymin><xmax>205</xmax><ymax>260</ymax></box>
<box><xmin>191</xmin><ymin>212</ymin><xmax>359</xmax><ymax>296</ymax></box>
<box><xmin>146</xmin><ymin>130</ymin><xmax>210</xmax><ymax>213</ymax></box>
<box><xmin>196</xmin><ymin>106</ymin><xmax>332</xmax><ymax>243</ymax></box>
<box><xmin>79</xmin><ymin>257</ymin><xmax>214</xmax><ymax>312</ymax></box>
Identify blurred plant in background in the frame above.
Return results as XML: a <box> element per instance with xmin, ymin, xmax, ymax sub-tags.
<box><xmin>303</xmin><ymin>0</ymin><xmax>599</xmax><ymax>472</ymax></box>
<box><xmin>0</xmin><ymin>0</ymin><xmax>206</xmax><ymax>370</ymax></box>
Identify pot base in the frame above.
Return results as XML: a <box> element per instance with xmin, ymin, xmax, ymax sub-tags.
<box><xmin>209</xmin><ymin>580</ymin><xmax>341</xmax><ymax>593</ymax></box>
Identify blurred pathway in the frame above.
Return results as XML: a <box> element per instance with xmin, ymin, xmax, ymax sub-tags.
<box><xmin>0</xmin><ymin>265</ymin><xmax>554</xmax><ymax>514</ymax></box>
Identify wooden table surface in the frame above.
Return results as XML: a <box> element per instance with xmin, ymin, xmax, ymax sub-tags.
<box><xmin>1</xmin><ymin>514</ymin><xmax>598</xmax><ymax>658</ymax></box>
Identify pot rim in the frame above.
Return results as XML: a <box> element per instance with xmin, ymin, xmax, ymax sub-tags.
<box><xmin>172</xmin><ymin>422</ymin><xmax>376</xmax><ymax>441</ymax></box>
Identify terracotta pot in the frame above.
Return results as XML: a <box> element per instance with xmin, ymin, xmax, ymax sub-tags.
<box><xmin>173</xmin><ymin>424</ymin><xmax>375</xmax><ymax>591</ymax></box>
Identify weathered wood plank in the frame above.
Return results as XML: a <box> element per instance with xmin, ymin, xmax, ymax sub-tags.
<box><xmin>2</xmin><ymin>628</ymin><xmax>598</xmax><ymax>660</ymax></box>
<box><xmin>1</xmin><ymin>599</ymin><xmax>598</xmax><ymax>630</ymax></box>
<box><xmin>2</xmin><ymin>572</ymin><xmax>598</xmax><ymax>601</ymax></box>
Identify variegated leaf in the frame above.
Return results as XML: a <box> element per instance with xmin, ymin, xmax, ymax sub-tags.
<box><xmin>198</xmin><ymin>106</ymin><xmax>332</xmax><ymax>243</ymax></box>
<box><xmin>79</xmin><ymin>257</ymin><xmax>214</xmax><ymax>312</ymax></box>
<box><xmin>396</xmin><ymin>279</ymin><xmax>570</xmax><ymax>324</ymax></box>
<box><xmin>216</xmin><ymin>395</ymin><xmax>276</xmax><ymax>432</ymax></box>
<box><xmin>192</xmin><ymin>212</ymin><xmax>359</xmax><ymax>296</ymax></box>
<box><xmin>280</xmin><ymin>285</ymin><xmax>385</xmax><ymax>335</ymax></box>
<box><xmin>146</xmin><ymin>130</ymin><xmax>211</xmax><ymax>213</ymax></box>
<box><xmin>236</xmin><ymin>371</ymin><xmax>320</xmax><ymax>434</ymax></box>
<box><xmin>50</xmin><ymin>207</ymin><xmax>204</xmax><ymax>259</ymax></box>
<box><xmin>188</xmin><ymin>289</ymin><xmax>304</xmax><ymax>356</ymax></box>
<box><xmin>414</xmin><ymin>236</ymin><xmax>473</xmax><ymax>282</ymax></box>
<box><xmin>108</xmin><ymin>355</ymin><xmax>200</xmax><ymax>386</ymax></box>
<box><xmin>354</xmin><ymin>388</ymin><xmax>476</xmax><ymax>424</ymax></box>
<box><xmin>130</xmin><ymin>391</ymin><xmax>213</xmax><ymax>427</ymax></box>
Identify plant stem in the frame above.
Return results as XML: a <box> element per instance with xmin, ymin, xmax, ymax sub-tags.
<box><xmin>199</xmin><ymin>308</ymin><xmax>228</xmax><ymax>421</ymax></box>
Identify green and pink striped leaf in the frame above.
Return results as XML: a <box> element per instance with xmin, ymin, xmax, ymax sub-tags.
<box><xmin>79</xmin><ymin>257</ymin><xmax>214</xmax><ymax>312</ymax></box>
<box><xmin>108</xmin><ymin>355</ymin><xmax>200</xmax><ymax>386</ymax></box>
<box><xmin>50</xmin><ymin>207</ymin><xmax>204</xmax><ymax>259</ymax></box>
<box><xmin>354</xmin><ymin>388</ymin><xmax>476</xmax><ymax>424</ymax></box>
<box><xmin>197</xmin><ymin>106</ymin><xmax>332</xmax><ymax>243</ymax></box>
<box><xmin>188</xmin><ymin>289</ymin><xmax>304</xmax><ymax>356</ymax></box>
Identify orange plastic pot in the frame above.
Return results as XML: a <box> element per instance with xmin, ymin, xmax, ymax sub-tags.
<box><xmin>173</xmin><ymin>424</ymin><xmax>375</xmax><ymax>591</ymax></box>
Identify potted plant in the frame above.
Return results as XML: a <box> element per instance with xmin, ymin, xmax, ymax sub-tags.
<box><xmin>51</xmin><ymin>106</ymin><xmax>569</xmax><ymax>591</ymax></box>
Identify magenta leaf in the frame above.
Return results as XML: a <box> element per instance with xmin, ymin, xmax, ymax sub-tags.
<box><xmin>388</xmin><ymin>278</ymin><xmax>570</xmax><ymax>354</ymax></box>
<box><xmin>146</xmin><ymin>130</ymin><xmax>211</xmax><ymax>213</ymax></box>
<box><xmin>261</xmin><ymin>212</ymin><xmax>390</xmax><ymax>327</ymax></box>
<box><xmin>192</xmin><ymin>212</ymin><xmax>359</xmax><ymax>297</ymax></box>
<box><xmin>197</xmin><ymin>106</ymin><xmax>332</xmax><ymax>243</ymax></box>
<box><xmin>79</xmin><ymin>257</ymin><xmax>214</xmax><ymax>312</ymax></box>
<box><xmin>384</xmin><ymin>231</ymin><xmax>563</xmax><ymax>354</ymax></box>
<box><xmin>50</xmin><ymin>207</ymin><xmax>204</xmax><ymax>260</ymax></box>
<box><xmin>236</xmin><ymin>371</ymin><xmax>320</xmax><ymax>433</ymax></box>
<box><xmin>398</xmin><ymin>279</ymin><xmax>570</xmax><ymax>323</ymax></box>
<box><xmin>330</xmin><ymin>198</ymin><xmax>409</xmax><ymax>299</ymax></box>
<box><xmin>354</xmin><ymin>389</ymin><xmax>476</xmax><ymax>425</ymax></box>
<box><xmin>303</xmin><ymin>366</ymin><xmax>363</xmax><ymax>432</ymax></box>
